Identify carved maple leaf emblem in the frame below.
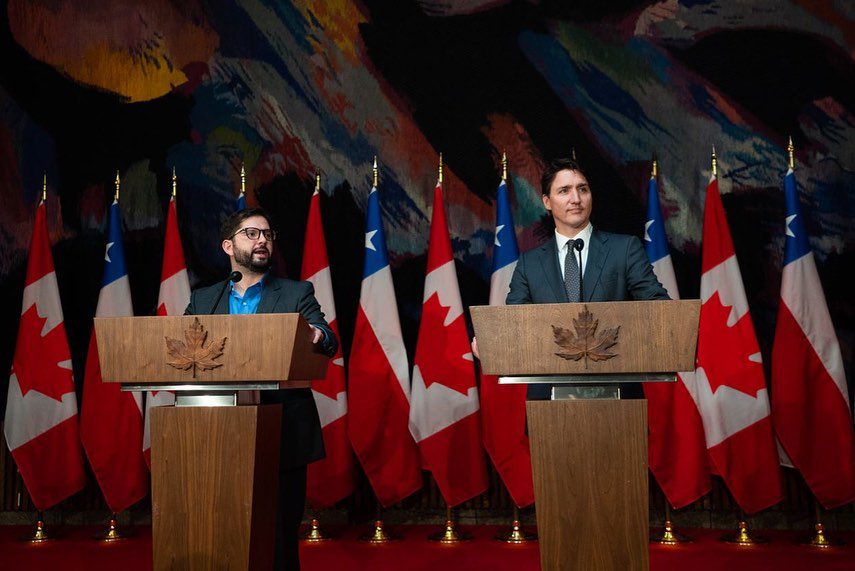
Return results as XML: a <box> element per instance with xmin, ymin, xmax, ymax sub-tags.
<box><xmin>165</xmin><ymin>318</ymin><xmax>227</xmax><ymax>378</ymax></box>
<box><xmin>552</xmin><ymin>306</ymin><xmax>620</xmax><ymax>367</ymax></box>
<box><xmin>13</xmin><ymin>304</ymin><xmax>75</xmax><ymax>402</ymax></box>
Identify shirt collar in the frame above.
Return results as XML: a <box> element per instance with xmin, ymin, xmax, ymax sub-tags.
<box><xmin>230</xmin><ymin>272</ymin><xmax>268</xmax><ymax>296</ymax></box>
<box><xmin>555</xmin><ymin>223</ymin><xmax>593</xmax><ymax>252</ymax></box>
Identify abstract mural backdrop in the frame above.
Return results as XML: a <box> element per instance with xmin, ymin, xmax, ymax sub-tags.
<box><xmin>1</xmin><ymin>0</ymin><xmax>853</xmax><ymax>516</ymax></box>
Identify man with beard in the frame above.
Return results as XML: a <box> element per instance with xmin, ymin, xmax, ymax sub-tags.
<box><xmin>185</xmin><ymin>207</ymin><xmax>337</xmax><ymax>570</ymax></box>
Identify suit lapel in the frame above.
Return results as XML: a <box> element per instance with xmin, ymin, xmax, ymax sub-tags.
<box><xmin>257</xmin><ymin>278</ymin><xmax>283</xmax><ymax>314</ymax></box>
<box><xmin>583</xmin><ymin>230</ymin><xmax>608</xmax><ymax>302</ymax></box>
<box><xmin>211</xmin><ymin>280</ymin><xmax>230</xmax><ymax>314</ymax></box>
<box><xmin>537</xmin><ymin>238</ymin><xmax>566</xmax><ymax>303</ymax></box>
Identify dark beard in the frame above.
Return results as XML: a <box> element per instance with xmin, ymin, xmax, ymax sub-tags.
<box><xmin>234</xmin><ymin>247</ymin><xmax>271</xmax><ymax>273</ymax></box>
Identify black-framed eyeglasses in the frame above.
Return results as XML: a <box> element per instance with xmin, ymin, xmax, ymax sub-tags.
<box><xmin>232</xmin><ymin>227</ymin><xmax>277</xmax><ymax>241</ymax></box>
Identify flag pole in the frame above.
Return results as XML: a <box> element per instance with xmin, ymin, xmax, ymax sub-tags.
<box><xmin>646</xmin><ymin>153</ymin><xmax>693</xmax><ymax>546</ymax></box>
<box><xmin>96</xmin><ymin>512</ymin><xmax>131</xmax><ymax>542</ymax></box>
<box><xmin>373</xmin><ymin>156</ymin><xmax>379</xmax><ymax>187</ymax></box>
<box><xmin>42</xmin><ymin>172</ymin><xmax>47</xmax><ymax>202</ymax></box>
<box><xmin>711</xmin><ymin>146</ymin><xmax>717</xmax><ymax>178</ymax></box>
<box><xmin>358</xmin><ymin>504</ymin><xmax>401</xmax><ymax>543</ymax></box>
<box><xmin>571</xmin><ymin>147</ymin><xmax>577</xmax><ymax>162</ymax></box>
<box><xmin>428</xmin><ymin>504</ymin><xmax>471</xmax><ymax>542</ymax></box>
<box><xmin>300</xmin><ymin>510</ymin><xmax>334</xmax><ymax>542</ymax></box>
<box><xmin>114</xmin><ymin>170</ymin><xmax>121</xmax><ymax>202</ymax></box>
<box><xmin>720</xmin><ymin>509</ymin><xmax>768</xmax><ymax>545</ymax></box>
<box><xmin>20</xmin><ymin>511</ymin><xmax>53</xmax><ymax>543</ymax></box>
<box><xmin>802</xmin><ymin>497</ymin><xmax>843</xmax><ymax>547</ymax></box>
<box><xmin>172</xmin><ymin>167</ymin><xmax>177</xmax><ymax>199</ymax></box>
<box><xmin>438</xmin><ymin>152</ymin><xmax>443</xmax><ymax>185</ymax></box>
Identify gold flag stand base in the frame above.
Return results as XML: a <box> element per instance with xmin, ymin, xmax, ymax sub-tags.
<box><xmin>720</xmin><ymin>520</ymin><xmax>768</xmax><ymax>545</ymax></box>
<box><xmin>95</xmin><ymin>515</ymin><xmax>131</xmax><ymax>542</ymax></box>
<box><xmin>801</xmin><ymin>523</ymin><xmax>844</xmax><ymax>548</ymax></box>
<box><xmin>650</xmin><ymin>520</ymin><xmax>693</xmax><ymax>544</ymax></box>
<box><xmin>494</xmin><ymin>519</ymin><xmax>537</xmax><ymax>543</ymax></box>
<box><xmin>429</xmin><ymin>508</ymin><xmax>471</xmax><ymax>543</ymax></box>
<box><xmin>21</xmin><ymin>517</ymin><xmax>54</xmax><ymax>543</ymax></box>
<box><xmin>358</xmin><ymin>520</ymin><xmax>399</xmax><ymax>543</ymax></box>
<box><xmin>300</xmin><ymin>518</ymin><xmax>334</xmax><ymax>542</ymax></box>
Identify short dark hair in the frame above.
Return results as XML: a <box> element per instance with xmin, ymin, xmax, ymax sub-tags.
<box><xmin>220</xmin><ymin>207</ymin><xmax>273</xmax><ymax>241</ymax></box>
<box><xmin>540</xmin><ymin>158</ymin><xmax>589</xmax><ymax>196</ymax></box>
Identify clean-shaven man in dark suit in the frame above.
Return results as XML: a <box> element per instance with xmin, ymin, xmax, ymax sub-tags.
<box><xmin>506</xmin><ymin>157</ymin><xmax>669</xmax><ymax>399</ymax></box>
<box><xmin>185</xmin><ymin>207</ymin><xmax>337</xmax><ymax>571</ymax></box>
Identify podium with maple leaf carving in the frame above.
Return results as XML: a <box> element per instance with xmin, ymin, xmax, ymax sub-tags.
<box><xmin>471</xmin><ymin>300</ymin><xmax>700</xmax><ymax>571</ymax></box>
<box><xmin>94</xmin><ymin>314</ymin><xmax>329</xmax><ymax>571</ymax></box>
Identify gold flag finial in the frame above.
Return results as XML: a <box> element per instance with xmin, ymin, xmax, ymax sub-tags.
<box><xmin>315</xmin><ymin>172</ymin><xmax>321</xmax><ymax>193</ymax></box>
<box><xmin>42</xmin><ymin>172</ymin><xmax>47</xmax><ymax>202</ymax></box>
<box><xmin>114</xmin><ymin>170</ymin><xmax>121</xmax><ymax>202</ymax></box>
<box><xmin>572</xmin><ymin>147</ymin><xmax>577</xmax><ymax>162</ymax></box>
<box><xmin>787</xmin><ymin>136</ymin><xmax>795</xmax><ymax>170</ymax></box>
<box><xmin>240</xmin><ymin>164</ymin><xmax>246</xmax><ymax>195</ymax></box>
<box><xmin>373</xmin><ymin>156</ymin><xmax>379</xmax><ymax>187</ymax></box>
<box><xmin>651</xmin><ymin>153</ymin><xmax>658</xmax><ymax>178</ymax></box>
<box><xmin>172</xmin><ymin>167</ymin><xmax>177</xmax><ymax>198</ymax></box>
<box><xmin>711</xmin><ymin>146</ymin><xmax>717</xmax><ymax>178</ymax></box>
<box><xmin>501</xmin><ymin>151</ymin><xmax>508</xmax><ymax>182</ymax></box>
<box><xmin>438</xmin><ymin>153</ymin><xmax>443</xmax><ymax>185</ymax></box>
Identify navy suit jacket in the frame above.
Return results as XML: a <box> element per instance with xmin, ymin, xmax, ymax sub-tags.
<box><xmin>185</xmin><ymin>276</ymin><xmax>337</xmax><ymax>468</ymax></box>
<box><xmin>507</xmin><ymin>229</ymin><xmax>669</xmax><ymax>304</ymax></box>
<box><xmin>506</xmin><ymin>229</ymin><xmax>669</xmax><ymax>399</ymax></box>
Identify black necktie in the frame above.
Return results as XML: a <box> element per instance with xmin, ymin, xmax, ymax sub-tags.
<box><xmin>564</xmin><ymin>240</ymin><xmax>580</xmax><ymax>302</ymax></box>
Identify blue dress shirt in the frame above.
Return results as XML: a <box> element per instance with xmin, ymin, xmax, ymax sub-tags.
<box><xmin>229</xmin><ymin>275</ymin><xmax>265</xmax><ymax>315</ymax></box>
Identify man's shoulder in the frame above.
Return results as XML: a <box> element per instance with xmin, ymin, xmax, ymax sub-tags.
<box><xmin>593</xmin><ymin>229</ymin><xmax>640</xmax><ymax>247</ymax></box>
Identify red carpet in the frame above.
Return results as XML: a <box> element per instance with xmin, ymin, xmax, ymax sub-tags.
<box><xmin>1</xmin><ymin>524</ymin><xmax>853</xmax><ymax>570</ymax></box>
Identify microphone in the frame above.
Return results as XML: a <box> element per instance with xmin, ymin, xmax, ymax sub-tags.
<box><xmin>573</xmin><ymin>239</ymin><xmax>585</xmax><ymax>302</ymax></box>
<box><xmin>210</xmin><ymin>271</ymin><xmax>242</xmax><ymax>314</ymax></box>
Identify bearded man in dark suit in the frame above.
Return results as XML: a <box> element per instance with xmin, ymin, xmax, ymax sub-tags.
<box><xmin>185</xmin><ymin>207</ymin><xmax>336</xmax><ymax>571</ymax></box>
<box><xmin>505</xmin><ymin>158</ymin><xmax>669</xmax><ymax>399</ymax></box>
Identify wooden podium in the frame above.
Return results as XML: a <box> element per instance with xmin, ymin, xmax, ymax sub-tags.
<box><xmin>471</xmin><ymin>300</ymin><xmax>700</xmax><ymax>571</ymax></box>
<box><xmin>94</xmin><ymin>314</ymin><xmax>330</xmax><ymax>571</ymax></box>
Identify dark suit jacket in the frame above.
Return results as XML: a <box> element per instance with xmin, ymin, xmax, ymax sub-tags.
<box><xmin>506</xmin><ymin>229</ymin><xmax>669</xmax><ymax>399</ymax></box>
<box><xmin>507</xmin><ymin>229</ymin><xmax>669</xmax><ymax>304</ymax></box>
<box><xmin>185</xmin><ymin>276</ymin><xmax>337</xmax><ymax>468</ymax></box>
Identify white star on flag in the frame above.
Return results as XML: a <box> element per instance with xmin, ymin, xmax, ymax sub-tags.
<box><xmin>494</xmin><ymin>224</ymin><xmax>504</xmax><ymax>247</ymax></box>
<box><xmin>104</xmin><ymin>242</ymin><xmax>114</xmax><ymax>262</ymax></box>
<box><xmin>365</xmin><ymin>230</ymin><xmax>378</xmax><ymax>251</ymax></box>
<box><xmin>644</xmin><ymin>220</ymin><xmax>654</xmax><ymax>242</ymax></box>
<box><xmin>785</xmin><ymin>214</ymin><xmax>797</xmax><ymax>237</ymax></box>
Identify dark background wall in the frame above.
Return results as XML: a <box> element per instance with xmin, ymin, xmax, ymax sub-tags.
<box><xmin>1</xmin><ymin>0</ymin><xmax>853</xmax><ymax>527</ymax></box>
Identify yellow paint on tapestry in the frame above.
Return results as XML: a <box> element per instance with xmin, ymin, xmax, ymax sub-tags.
<box><xmin>8</xmin><ymin>0</ymin><xmax>219</xmax><ymax>103</ymax></box>
<box><xmin>297</xmin><ymin>0</ymin><xmax>367</xmax><ymax>65</ymax></box>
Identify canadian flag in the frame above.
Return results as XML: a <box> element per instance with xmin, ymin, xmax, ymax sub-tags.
<box><xmin>301</xmin><ymin>185</ymin><xmax>355</xmax><ymax>508</ymax></box>
<box><xmin>771</xmin><ymin>167</ymin><xmax>854</xmax><ymax>508</ymax></box>
<box><xmin>348</xmin><ymin>182</ymin><xmax>423</xmax><ymax>506</ymax></box>
<box><xmin>680</xmin><ymin>174</ymin><xmax>783</xmax><ymax>514</ymax></box>
<box><xmin>142</xmin><ymin>194</ymin><xmax>190</xmax><ymax>466</ymax></box>
<box><xmin>4</xmin><ymin>198</ymin><xmax>85</xmax><ymax>509</ymax></box>
<box><xmin>479</xmin><ymin>176</ymin><xmax>533</xmax><ymax>508</ymax></box>
<box><xmin>642</xmin><ymin>170</ymin><xmax>710</xmax><ymax>508</ymax></box>
<box><xmin>410</xmin><ymin>182</ymin><xmax>488</xmax><ymax>507</ymax></box>
<box><xmin>80</xmin><ymin>199</ymin><xmax>149</xmax><ymax>513</ymax></box>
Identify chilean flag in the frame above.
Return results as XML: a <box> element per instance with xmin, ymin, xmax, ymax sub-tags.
<box><xmin>771</xmin><ymin>167</ymin><xmax>855</xmax><ymax>508</ymax></box>
<box><xmin>80</xmin><ymin>199</ymin><xmax>149</xmax><ymax>513</ymax></box>
<box><xmin>641</xmin><ymin>170</ymin><xmax>711</xmax><ymax>509</ymax></box>
<box><xmin>302</xmin><ymin>185</ymin><xmax>356</xmax><ymax>508</ymax></box>
<box><xmin>410</xmin><ymin>182</ymin><xmax>488</xmax><ymax>507</ymax></box>
<box><xmin>5</xmin><ymin>197</ymin><xmax>86</xmax><ymax>510</ymax></box>
<box><xmin>680</xmin><ymin>173</ymin><xmax>783</xmax><ymax>514</ymax></box>
<box><xmin>142</xmin><ymin>194</ymin><xmax>190</xmax><ymax>466</ymax></box>
<box><xmin>479</xmin><ymin>177</ymin><xmax>533</xmax><ymax>508</ymax></box>
<box><xmin>348</xmin><ymin>183</ymin><xmax>423</xmax><ymax>506</ymax></box>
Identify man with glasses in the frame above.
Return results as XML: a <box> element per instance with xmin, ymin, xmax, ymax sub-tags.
<box><xmin>185</xmin><ymin>207</ymin><xmax>337</xmax><ymax>571</ymax></box>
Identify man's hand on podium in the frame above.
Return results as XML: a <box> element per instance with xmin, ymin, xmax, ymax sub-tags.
<box><xmin>310</xmin><ymin>325</ymin><xmax>324</xmax><ymax>345</ymax></box>
<box><xmin>471</xmin><ymin>337</ymin><xmax>480</xmax><ymax>360</ymax></box>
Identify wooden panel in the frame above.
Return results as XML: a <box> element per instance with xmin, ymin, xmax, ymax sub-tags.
<box><xmin>471</xmin><ymin>300</ymin><xmax>700</xmax><ymax>375</ymax></box>
<box><xmin>527</xmin><ymin>400</ymin><xmax>648</xmax><ymax>571</ymax></box>
<box><xmin>94</xmin><ymin>314</ymin><xmax>329</xmax><ymax>385</ymax></box>
<box><xmin>151</xmin><ymin>405</ymin><xmax>281</xmax><ymax>571</ymax></box>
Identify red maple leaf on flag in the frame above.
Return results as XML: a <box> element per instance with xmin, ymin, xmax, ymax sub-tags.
<box><xmin>416</xmin><ymin>293</ymin><xmax>475</xmax><ymax>396</ymax></box>
<box><xmin>697</xmin><ymin>291</ymin><xmax>766</xmax><ymax>396</ymax></box>
<box><xmin>12</xmin><ymin>304</ymin><xmax>74</xmax><ymax>402</ymax></box>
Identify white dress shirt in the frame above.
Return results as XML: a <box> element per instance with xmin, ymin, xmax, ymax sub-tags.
<box><xmin>556</xmin><ymin>223</ymin><xmax>593</xmax><ymax>278</ymax></box>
